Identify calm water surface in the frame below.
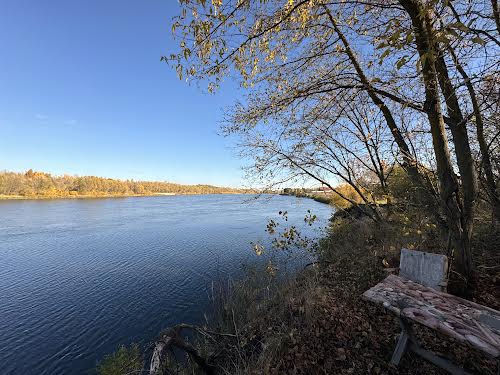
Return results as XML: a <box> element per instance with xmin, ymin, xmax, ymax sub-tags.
<box><xmin>0</xmin><ymin>194</ymin><xmax>332</xmax><ymax>374</ymax></box>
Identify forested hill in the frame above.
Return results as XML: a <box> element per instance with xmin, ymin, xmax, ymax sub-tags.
<box><xmin>0</xmin><ymin>170</ymin><xmax>249</xmax><ymax>199</ymax></box>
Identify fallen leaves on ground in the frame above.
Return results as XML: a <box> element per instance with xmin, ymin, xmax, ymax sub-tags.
<box><xmin>254</xmin><ymin>244</ymin><xmax>499</xmax><ymax>375</ymax></box>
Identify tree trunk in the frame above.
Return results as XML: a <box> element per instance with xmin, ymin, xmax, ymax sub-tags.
<box><xmin>435</xmin><ymin>53</ymin><xmax>477</xmax><ymax>226</ymax></box>
<box><xmin>448</xmin><ymin>47</ymin><xmax>500</xmax><ymax>222</ymax></box>
<box><xmin>398</xmin><ymin>0</ymin><xmax>474</xmax><ymax>285</ymax></box>
<box><xmin>492</xmin><ymin>0</ymin><xmax>500</xmax><ymax>35</ymax></box>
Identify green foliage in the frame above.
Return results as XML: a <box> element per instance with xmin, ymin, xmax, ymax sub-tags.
<box><xmin>0</xmin><ymin>170</ymin><xmax>247</xmax><ymax>198</ymax></box>
<box><xmin>96</xmin><ymin>344</ymin><xmax>143</xmax><ymax>375</ymax></box>
<box><xmin>281</xmin><ymin>187</ymin><xmax>310</xmax><ymax>197</ymax></box>
<box><xmin>319</xmin><ymin>204</ymin><xmax>443</xmax><ymax>266</ymax></box>
<box><xmin>385</xmin><ymin>166</ymin><xmax>437</xmax><ymax>210</ymax></box>
<box><xmin>328</xmin><ymin>184</ymin><xmax>365</xmax><ymax>209</ymax></box>
<box><xmin>386</xmin><ymin>166</ymin><xmax>414</xmax><ymax>202</ymax></box>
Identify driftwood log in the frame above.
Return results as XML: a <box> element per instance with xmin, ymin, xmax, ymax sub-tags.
<box><xmin>363</xmin><ymin>274</ymin><xmax>500</xmax><ymax>358</ymax></box>
<box><xmin>149</xmin><ymin>323</ymin><xmax>236</xmax><ymax>375</ymax></box>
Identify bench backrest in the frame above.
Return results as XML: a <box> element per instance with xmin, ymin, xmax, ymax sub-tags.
<box><xmin>399</xmin><ymin>248</ymin><xmax>448</xmax><ymax>291</ymax></box>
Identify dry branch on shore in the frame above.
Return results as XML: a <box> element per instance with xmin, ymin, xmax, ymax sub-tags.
<box><xmin>149</xmin><ymin>324</ymin><xmax>236</xmax><ymax>375</ymax></box>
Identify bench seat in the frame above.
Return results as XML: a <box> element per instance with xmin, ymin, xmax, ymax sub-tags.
<box><xmin>363</xmin><ymin>274</ymin><xmax>500</xmax><ymax>359</ymax></box>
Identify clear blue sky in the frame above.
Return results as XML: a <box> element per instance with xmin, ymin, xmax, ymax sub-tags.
<box><xmin>0</xmin><ymin>1</ymin><xmax>246</xmax><ymax>187</ymax></box>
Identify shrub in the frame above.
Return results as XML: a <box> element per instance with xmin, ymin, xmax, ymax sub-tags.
<box><xmin>96</xmin><ymin>344</ymin><xmax>143</xmax><ymax>375</ymax></box>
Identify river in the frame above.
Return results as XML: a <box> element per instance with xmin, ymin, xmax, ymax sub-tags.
<box><xmin>0</xmin><ymin>194</ymin><xmax>332</xmax><ymax>374</ymax></box>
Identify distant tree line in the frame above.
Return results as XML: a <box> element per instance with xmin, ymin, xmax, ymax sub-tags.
<box><xmin>0</xmin><ymin>170</ymin><xmax>246</xmax><ymax>197</ymax></box>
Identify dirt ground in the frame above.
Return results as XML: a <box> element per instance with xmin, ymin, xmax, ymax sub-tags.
<box><xmin>262</xmin><ymin>235</ymin><xmax>499</xmax><ymax>375</ymax></box>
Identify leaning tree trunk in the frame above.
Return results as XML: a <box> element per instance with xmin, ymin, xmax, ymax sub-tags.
<box><xmin>398</xmin><ymin>0</ymin><xmax>475</xmax><ymax>286</ymax></box>
<box><xmin>434</xmin><ymin>53</ymin><xmax>478</xmax><ymax>270</ymax></box>
<box><xmin>448</xmin><ymin>46</ymin><xmax>500</xmax><ymax>222</ymax></box>
<box><xmin>435</xmin><ymin>53</ymin><xmax>477</xmax><ymax>225</ymax></box>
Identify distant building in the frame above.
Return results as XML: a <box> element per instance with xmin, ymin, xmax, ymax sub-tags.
<box><xmin>310</xmin><ymin>184</ymin><xmax>333</xmax><ymax>194</ymax></box>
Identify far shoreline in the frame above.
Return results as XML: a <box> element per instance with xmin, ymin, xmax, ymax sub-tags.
<box><xmin>0</xmin><ymin>192</ymin><xmax>258</xmax><ymax>201</ymax></box>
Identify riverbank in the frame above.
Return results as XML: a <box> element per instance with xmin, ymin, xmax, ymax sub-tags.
<box><xmin>99</xmin><ymin>204</ymin><xmax>499</xmax><ymax>374</ymax></box>
<box><xmin>281</xmin><ymin>192</ymin><xmax>334</xmax><ymax>205</ymax></box>
<box><xmin>202</xmin><ymin>207</ymin><xmax>499</xmax><ymax>374</ymax></box>
<box><xmin>234</xmin><ymin>207</ymin><xmax>498</xmax><ymax>374</ymax></box>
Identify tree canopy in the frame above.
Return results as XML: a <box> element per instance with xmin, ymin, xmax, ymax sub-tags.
<box><xmin>168</xmin><ymin>0</ymin><xmax>500</xmax><ymax>284</ymax></box>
